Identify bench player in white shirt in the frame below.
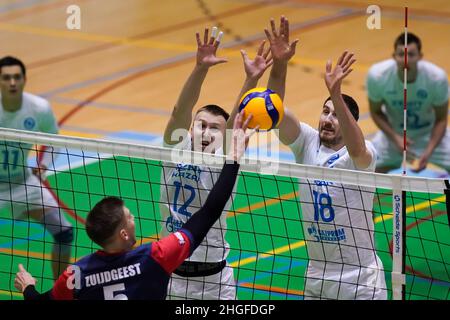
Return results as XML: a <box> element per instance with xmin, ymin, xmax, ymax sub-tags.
<box><xmin>0</xmin><ymin>56</ymin><xmax>73</xmax><ymax>279</ymax></box>
<box><xmin>261</xmin><ymin>17</ymin><xmax>387</xmax><ymax>299</ymax></box>
<box><xmin>161</xmin><ymin>27</ymin><xmax>272</xmax><ymax>299</ymax></box>
<box><xmin>367</xmin><ymin>32</ymin><xmax>449</xmax><ymax>173</ymax></box>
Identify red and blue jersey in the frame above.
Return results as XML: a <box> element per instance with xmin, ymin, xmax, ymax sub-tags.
<box><xmin>50</xmin><ymin>230</ymin><xmax>193</xmax><ymax>300</ymax></box>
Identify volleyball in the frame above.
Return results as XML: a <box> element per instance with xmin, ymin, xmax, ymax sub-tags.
<box><xmin>238</xmin><ymin>87</ymin><xmax>284</xmax><ymax>131</ymax></box>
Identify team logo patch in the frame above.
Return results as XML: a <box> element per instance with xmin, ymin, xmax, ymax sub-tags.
<box><xmin>327</xmin><ymin>154</ymin><xmax>340</xmax><ymax>166</ymax></box>
<box><xmin>174</xmin><ymin>232</ymin><xmax>186</xmax><ymax>246</ymax></box>
<box><xmin>417</xmin><ymin>89</ymin><xmax>428</xmax><ymax>99</ymax></box>
<box><xmin>23</xmin><ymin>117</ymin><xmax>36</xmax><ymax>130</ymax></box>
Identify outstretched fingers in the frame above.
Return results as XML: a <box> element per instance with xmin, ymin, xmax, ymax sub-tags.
<box><xmin>326</xmin><ymin>59</ymin><xmax>332</xmax><ymax>73</ymax></box>
<box><xmin>257</xmin><ymin>40</ymin><xmax>266</xmax><ymax>56</ymax></box>
<box><xmin>203</xmin><ymin>28</ymin><xmax>209</xmax><ymax>45</ymax></box>
<box><xmin>195</xmin><ymin>32</ymin><xmax>202</xmax><ymax>47</ymax></box>
<box><xmin>242</xmin><ymin>113</ymin><xmax>253</xmax><ymax>131</ymax></box>
<box><xmin>342</xmin><ymin>57</ymin><xmax>356</xmax><ymax>73</ymax></box>
<box><xmin>341</xmin><ymin>51</ymin><xmax>354</xmax><ymax>67</ymax></box>
<box><xmin>336</xmin><ymin>50</ymin><xmax>347</xmax><ymax>67</ymax></box>
<box><xmin>270</xmin><ymin>18</ymin><xmax>278</xmax><ymax>37</ymax></box>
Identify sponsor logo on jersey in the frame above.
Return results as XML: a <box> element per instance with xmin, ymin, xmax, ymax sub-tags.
<box><xmin>171</xmin><ymin>163</ymin><xmax>202</xmax><ymax>182</ymax></box>
<box><xmin>166</xmin><ymin>216</ymin><xmax>184</xmax><ymax>233</ymax></box>
<box><xmin>174</xmin><ymin>232</ymin><xmax>186</xmax><ymax>246</ymax></box>
<box><xmin>314</xmin><ymin>180</ymin><xmax>334</xmax><ymax>186</ymax></box>
<box><xmin>417</xmin><ymin>89</ymin><xmax>428</xmax><ymax>99</ymax></box>
<box><xmin>23</xmin><ymin>117</ymin><xmax>36</xmax><ymax>130</ymax></box>
<box><xmin>307</xmin><ymin>224</ymin><xmax>346</xmax><ymax>242</ymax></box>
<box><xmin>327</xmin><ymin>154</ymin><xmax>340</xmax><ymax>166</ymax></box>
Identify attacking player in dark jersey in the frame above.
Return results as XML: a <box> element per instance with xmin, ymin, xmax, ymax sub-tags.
<box><xmin>14</xmin><ymin>110</ymin><xmax>255</xmax><ymax>300</ymax></box>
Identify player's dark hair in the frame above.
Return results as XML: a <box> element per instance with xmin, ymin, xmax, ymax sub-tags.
<box><xmin>196</xmin><ymin>104</ymin><xmax>230</xmax><ymax>121</ymax></box>
<box><xmin>86</xmin><ymin>196</ymin><xmax>126</xmax><ymax>247</ymax></box>
<box><xmin>324</xmin><ymin>94</ymin><xmax>359</xmax><ymax>121</ymax></box>
<box><xmin>394</xmin><ymin>32</ymin><xmax>422</xmax><ymax>53</ymax></box>
<box><xmin>0</xmin><ymin>56</ymin><xmax>26</xmax><ymax>77</ymax></box>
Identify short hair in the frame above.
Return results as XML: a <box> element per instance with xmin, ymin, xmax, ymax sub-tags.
<box><xmin>86</xmin><ymin>196</ymin><xmax>125</xmax><ymax>247</ymax></box>
<box><xmin>195</xmin><ymin>104</ymin><xmax>230</xmax><ymax>121</ymax></box>
<box><xmin>324</xmin><ymin>94</ymin><xmax>359</xmax><ymax>121</ymax></box>
<box><xmin>394</xmin><ymin>32</ymin><xmax>422</xmax><ymax>53</ymax></box>
<box><xmin>0</xmin><ymin>56</ymin><xmax>26</xmax><ymax>77</ymax></box>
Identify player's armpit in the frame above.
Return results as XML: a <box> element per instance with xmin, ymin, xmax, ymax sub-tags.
<box><xmin>151</xmin><ymin>232</ymin><xmax>192</xmax><ymax>274</ymax></box>
<box><xmin>276</xmin><ymin>108</ymin><xmax>301</xmax><ymax>145</ymax></box>
<box><xmin>352</xmin><ymin>148</ymin><xmax>374</xmax><ymax>170</ymax></box>
<box><xmin>368</xmin><ymin>99</ymin><xmax>384</xmax><ymax>114</ymax></box>
<box><xmin>50</xmin><ymin>269</ymin><xmax>75</xmax><ymax>300</ymax></box>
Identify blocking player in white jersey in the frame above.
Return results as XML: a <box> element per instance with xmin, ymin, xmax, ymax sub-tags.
<box><xmin>263</xmin><ymin>17</ymin><xmax>386</xmax><ymax>299</ymax></box>
<box><xmin>161</xmin><ymin>27</ymin><xmax>272</xmax><ymax>299</ymax></box>
<box><xmin>0</xmin><ymin>56</ymin><xmax>73</xmax><ymax>279</ymax></box>
<box><xmin>367</xmin><ymin>33</ymin><xmax>449</xmax><ymax>173</ymax></box>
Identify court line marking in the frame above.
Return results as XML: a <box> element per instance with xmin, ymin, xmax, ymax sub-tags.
<box><xmin>0</xmin><ymin>0</ymin><xmax>48</xmax><ymax>15</ymax></box>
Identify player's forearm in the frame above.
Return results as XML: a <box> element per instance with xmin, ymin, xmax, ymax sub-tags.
<box><xmin>23</xmin><ymin>285</ymin><xmax>52</xmax><ymax>300</ymax></box>
<box><xmin>424</xmin><ymin>118</ymin><xmax>447</xmax><ymax>156</ymax></box>
<box><xmin>370</xmin><ymin>110</ymin><xmax>400</xmax><ymax>141</ymax></box>
<box><xmin>168</xmin><ymin>66</ymin><xmax>209</xmax><ymax>125</ymax></box>
<box><xmin>40</xmin><ymin>146</ymin><xmax>61</xmax><ymax>170</ymax></box>
<box><xmin>227</xmin><ymin>77</ymin><xmax>258</xmax><ymax>130</ymax></box>
<box><xmin>331</xmin><ymin>91</ymin><xmax>366</xmax><ymax>156</ymax></box>
<box><xmin>164</xmin><ymin>66</ymin><xmax>209</xmax><ymax>143</ymax></box>
<box><xmin>267</xmin><ymin>61</ymin><xmax>288</xmax><ymax>101</ymax></box>
<box><xmin>181</xmin><ymin>162</ymin><xmax>239</xmax><ymax>250</ymax></box>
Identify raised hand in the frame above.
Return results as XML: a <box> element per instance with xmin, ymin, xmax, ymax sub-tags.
<box><xmin>264</xmin><ymin>16</ymin><xmax>299</xmax><ymax>63</ymax></box>
<box><xmin>14</xmin><ymin>264</ymin><xmax>36</xmax><ymax>293</ymax></box>
<box><xmin>228</xmin><ymin>110</ymin><xmax>258</xmax><ymax>162</ymax></box>
<box><xmin>240</xmin><ymin>40</ymin><xmax>273</xmax><ymax>80</ymax></box>
<box><xmin>325</xmin><ymin>51</ymin><xmax>356</xmax><ymax>94</ymax></box>
<box><xmin>196</xmin><ymin>27</ymin><xmax>228</xmax><ymax>68</ymax></box>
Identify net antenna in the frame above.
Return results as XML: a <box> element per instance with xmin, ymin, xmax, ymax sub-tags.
<box><xmin>392</xmin><ymin>6</ymin><xmax>409</xmax><ymax>300</ymax></box>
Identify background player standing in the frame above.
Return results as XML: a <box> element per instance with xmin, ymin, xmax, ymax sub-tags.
<box><xmin>0</xmin><ymin>56</ymin><xmax>73</xmax><ymax>279</ymax></box>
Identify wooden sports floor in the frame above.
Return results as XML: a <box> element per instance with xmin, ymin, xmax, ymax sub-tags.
<box><xmin>1</xmin><ymin>0</ymin><xmax>449</xmax><ymax>146</ymax></box>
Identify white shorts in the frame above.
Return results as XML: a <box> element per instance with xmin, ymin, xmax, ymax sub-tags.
<box><xmin>372</xmin><ymin>130</ymin><xmax>450</xmax><ymax>170</ymax></box>
<box><xmin>304</xmin><ymin>258</ymin><xmax>387</xmax><ymax>300</ymax></box>
<box><xmin>167</xmin><ymin>264</ymin><xmax>236</xmax><ymax>300</ymax></box>
<box><xmin>0</xmin><ymin>174</ymin><xmax>58</xmax><ymax>219</ymax></box>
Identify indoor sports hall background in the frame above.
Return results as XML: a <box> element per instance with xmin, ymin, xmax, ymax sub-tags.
<box><xmin>0</xmin><ymin>0</ymin><xmax>449</xmax><ymax>300</ymax></box>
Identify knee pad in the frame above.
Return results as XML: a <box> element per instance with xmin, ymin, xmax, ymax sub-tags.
<box><xmin>54</xmin><ymin>226</ymin><xmax>74</xmax><ymax>244</ymax></box>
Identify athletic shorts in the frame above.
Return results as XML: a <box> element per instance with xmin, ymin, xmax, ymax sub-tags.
<box><xmin>167</xmin><ymin>263</ymin><xmax>236</xmax><ymax>300</ymax></box>
<box><xmin>0</xmin><ymin>174</ymin><xmax>58</xmax><ymax>219</ymax></box>
<box><xmin>371</xmin><ymin>130</ymin><xmax>450</xmax><ymax>170</ymax></box>
<box><xmin>304</xmin><ymin>258</ymin><xmax>387</xmax><ymax>300</ymax></box>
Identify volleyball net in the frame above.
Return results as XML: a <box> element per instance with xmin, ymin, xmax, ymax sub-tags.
<box><xmin>0</xmin><ymin>128</ymin><xmax>448</xmax><ymax>300</ymax></box>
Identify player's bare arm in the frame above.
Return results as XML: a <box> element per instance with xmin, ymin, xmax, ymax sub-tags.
<box><xmin>325</xmin><ymin>51</ymin><xmax>372</xmax><ymax>169</ymax></box>
<box><xmin>264</xmin><ymin>16</ymin><xmax>300</xmax><ymax>146</ymax></box>
<box><xmin>226</xmin><ymin>40</ymin><xmax>272</xmax><ymax>130</ymax></box>
<box><xmin>413</xmin><ymin>101</ymin><xmax>449</xmax><ymax>172</ymax></box>
<box><xmin>265</xmin><ymin>16</ymin><xmax>299</xmax><ymax>101</ymax></box>
<box><xmin>224</xmin><ymin>41</ymin><xmax>272</xmax><ymax>151</ymax></box>
<box><xmin>164</xmin><ymin>27</ymin><xmax>227</xmax><ymax>145</ymax></box>
<box><xmin>368</xmin><ymin>99</ymin><xmax>413</xmax><ymax>152</ymax></box>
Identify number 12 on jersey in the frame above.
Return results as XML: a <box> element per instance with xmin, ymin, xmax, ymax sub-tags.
<box><xmin>312</xmin><ymin>190</ymin><xmax>335</xmax><ymax>222</ymax></box>
<box><xmin>172</xmin><ymin>181</ymin><xmax>196</xmax><ymax>218</ymax></box>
